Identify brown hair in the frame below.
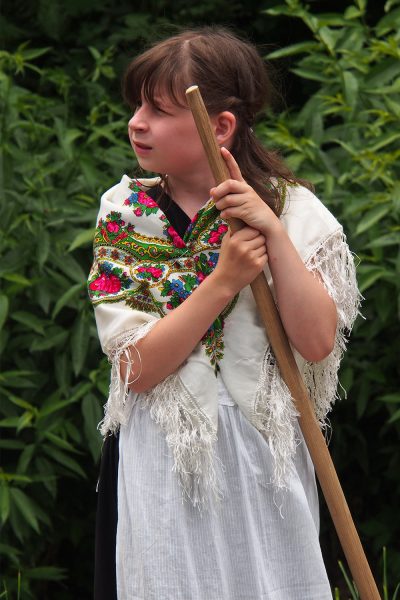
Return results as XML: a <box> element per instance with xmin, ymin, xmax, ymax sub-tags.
<box><xmin>123</xmin><ymin>27</ymin><xmax>308</xmax><ymax>216</ymax></box>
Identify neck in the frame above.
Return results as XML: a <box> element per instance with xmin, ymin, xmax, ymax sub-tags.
<box><xmin>165</xmin><ymin>168</ymin><xmax>215</xmax><ymax>220</ymax></box>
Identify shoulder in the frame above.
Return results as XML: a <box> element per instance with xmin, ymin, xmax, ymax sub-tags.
<box><xmin>280</xmin><ymin>184</ymin><xmax>343</xmax><ymax>261</ymax></box>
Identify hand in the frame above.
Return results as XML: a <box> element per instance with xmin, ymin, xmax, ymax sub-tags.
<box><xmin>212</xmin><ymin>226</ymin><xmax>268</xmax><ymax>296</ymax></box>
<box><xmin>210</xmin><ymin>147</ymin><xmax>282</xmax><ymax>237</ymax></box>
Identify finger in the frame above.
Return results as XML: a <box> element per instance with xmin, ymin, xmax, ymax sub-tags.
<box><xmin>220</xmin><ymin>147</ymin><xmax>245</xmax><ymax>182</ymax></box>
<box><xmin>211</xmin><ymin>181</ymin><xmax>248</xmax><ymax>203</ymax></box>
<box><xmin>232</xmin><ymin>226</ymin><xmax>264</xmax><ymax>242</ymax></box>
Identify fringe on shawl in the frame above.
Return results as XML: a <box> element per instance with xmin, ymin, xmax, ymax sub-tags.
<box><xmin>99</xmin><ymin>320</ymin><xmax>219</xmax><ymax>506</ymax></box>
<box><xmin>253</xmin><ymin>229</ymin><xmax>361</xmax><ymax>489</ymax></box>
<box><xmin>145</xmin><ymin>374</ymin><xmax>220</xmax><ymax>508</ymax></box>
<box><xmin>253</xmin><ymin>348</ymin><xmax>299</xmax><ymax>489</ymax></box>
<box><xmin>98</xmin><ymin>319</ymin><xmax>157</xmax><ymax>436</ymax></box>
<box><xmin>303</xmin><ymin>229</ymin><xmax>362</xmax><ymax>424</ymax></box>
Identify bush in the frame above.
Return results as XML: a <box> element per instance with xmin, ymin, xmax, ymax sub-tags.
<box><xmin>260</xmin><ymin>0</ymin><xmax>400</xmax><ymax>588</ymax></box>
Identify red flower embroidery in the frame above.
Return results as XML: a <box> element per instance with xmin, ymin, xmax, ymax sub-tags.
<box><xmin>89</xmin><ymin>274</ymin><xmax>121</xmax><ymax>293</ymax></box>
<box><xmin>107</xmin><ymin>222</ymin><xmax>120</xmax><ymax>233</ymax></box>
<box><xmin>137</xmin><ymin>266</ymin><xmax>163</xmax><ymax>279</ymax></box>
<box><xmin>167</xmin><ymin>226</ymin><xmax>185</xmax><ymax>248</ymax></box>
<box><xmin>137</xmin><ymin>192</ymin><xmax>158</xmax><ymax>208</ymax></box>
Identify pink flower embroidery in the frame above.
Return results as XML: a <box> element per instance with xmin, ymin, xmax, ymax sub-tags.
<box><xmin>137</xmin><ymin>266</ymin><xmax>163</xmax><ymax>279</ymax></box>
<box><xmin>89</xmin><ymin>273</ymin><xmax>121</xmax><ymax>293</ymax></box>
<box><xmin>208</xmin><ymin>224</ymin><xmax>228</xmax><ymax>245</ymax></box>
<box><xmin>137</xmin><ymin>192</ymin><xmax>158</xmax><ymax>208</ymax></box>
<box><xmin>196</xmin><ymin>272</ymin><xmax>206</xmax><ymax>283</ymax></box>
<box><xmin>134</xmin><ymin>207</ymin><xmax>143</xmax><ymax>216</ymax></box>
<box><xmin>167</xmin><ymin>226</ymin><xmax>185</xmax><ymax>248</ymax></box>
<box><xmin>107</xmin><ymin>222</ymin><xmax>120</xmax><ymax>233</ymax></box>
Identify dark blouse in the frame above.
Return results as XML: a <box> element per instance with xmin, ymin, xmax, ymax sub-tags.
<box><xmin>93</xmin><ymin>185</ymin><xmax>190</xmax><ymax>599</ymax></box>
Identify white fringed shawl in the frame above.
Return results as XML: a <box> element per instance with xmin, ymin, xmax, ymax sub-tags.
<box><xmin>88</xmin><ymin>175</ymin><xmax>361</xmax><ymax>505</ymax></box>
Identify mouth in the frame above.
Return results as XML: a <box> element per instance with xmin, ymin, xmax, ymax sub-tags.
<box><xmin>133</xmin><ymin>140</ymin><xmax>152</xmax><ymax>150</ymax></box>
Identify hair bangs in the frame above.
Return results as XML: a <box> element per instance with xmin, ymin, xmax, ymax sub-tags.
<box><xmin>124</xmin><ymin>47</ymin><xmax>189</xmax><ymax>111</ymax></box>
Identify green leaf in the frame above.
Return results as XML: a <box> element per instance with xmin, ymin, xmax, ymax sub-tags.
<box><xmin>11</xmin><ymin>311</ymin><xmax>46</xmax><ymax>334</ymax></box>
<box><xmin>318</xmin><ymin>27</ymin><xmax>336</xmax><ymax>53</ymax></box>
<box><xmin>38</xmin><ymin>382</ymin><xmax>93</xmax><ymax>418</ymax></box>
<box><xmin>23</xmin><ymin>566</ymin><xmax>67</xmax><ymax>581</ymax></box>
<box><xmin>388</xmin><ymin>408</ymin><xmax>400</xmax><ymax>424</ymax></box>
<box><xmin>9</xmin><ymin>487</ymin><xmax>40</xmax><ymax>533</ymax></box>
<box><xmin>0</xmin><ymin>484</ymin><xmax>10</xmax><ymax>524</ymax></box>
<box><xmin>2</xmin><ymin>273</ymin><xmax>31</xmax><ymax>286</ymax></box>
<box><xmin>357</xmin><ymin>266</ymin><xmax>388</xmax><ymax>292</ymax></box>
<box><xmin>44</xmin><ymin>431</ymin><xmax>79</xmax><ymax>453</ymax></box>
<box><xmin>344</xmin><ymin>6</ymin><xmax>363</xmax><ymax>19</ymax></box>
<box><xmin>43</xmin><ymin>446</ymin><xmax>87</xmax><ymax>478</ymax></box>
<box><xmin>366</xmin><ymin>232</ymin><xmax>400</xmax><ymax>248</ymax></box>
<box><xmin>266</xmin><ymin>41</ymin><xmax>319</xmax><ymax>59</ymax></box>
<box><xmin>0</xmin><ymin>295</ymin><xmax>9</xmax><ymax>331</ymax></box>
<box><xmin>68</xmin><ymin>227</ymin><xmax>96</xmax><ymax>251</ymax></box>
<box><xmin>71</xmin><ymin>313</ymin><xmax>90</xmax><ymax>376</ymax></box>
<box><xmin>51</xmin><ymin>283</ymin><xmax>83</xmax><ymax>319</ymax></box>
<box><xmin>6</xmin><ymin>393</ymin><xmax>35</xmax><ymax>411</ymax></box>
<box><xmin>376</xmin><ymin>7</ymin><xmax>400</xmax><ymax>35</ymax></box>
<box><xmin>355</xmin><ymin>205</ymin><xmax>391</xmax><ymax>235</ymax></box>
<box><xmin>367</xmin><ymin>132</ymin><xmax>400</xmax><ymax>152</ymax></box>
<box><xmin>17</xmin><ymin>444</ymin><xmax>35</xmax><ymax>474</ymax></box>
<box><xmin>51</xmin><ymin>254</ymin><xmax>87</xmax><ymax>284</ymax></box>
<box><xmin>17</xmin><ymin>411</ymin><xmax>33</xmax><ymax>432</ymax></box>
<box><xmin>342</xmin><ymin>71</ymin><xmax>359</xmax><ymax>109</ymax></box>
<box><xmin>37</xmin><ymin>229</ymin><xmax>50</xmax><ymax>268</ymax></box>
<box><xmin>20</xmin><ymin>46</ymin><xmax>51</xmax><ymax>60</ymax></box>
<box><xmin>291</xmin><ymin>68</ymin><xmax>330</xmax><ymax>82</ymax></box>
<box><xmin>0</xmin><ymin>440</ymin><xmax>25</xmax><ymax>450</ymax></box>
<box><xmin>378</xmin><ymin>393</ymin><xmax>400</xmax><ymax>404</ymax></box>
<box><xmin>82</xmin><ymin>393</ymin><xmax>102</xmax><ymax>462</ymax></box>
<box><xmin>30</xmin><ymin>330</ymin><xmax>68</xmax><ymax>351</ymax></box>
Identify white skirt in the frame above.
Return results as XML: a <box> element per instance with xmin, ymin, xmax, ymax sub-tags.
<box><xmin>116</xmin><ymin>377</ymin><xmax>332</xmax><ymax>600</ymax></box>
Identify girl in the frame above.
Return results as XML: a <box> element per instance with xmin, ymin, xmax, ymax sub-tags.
<box><xmin>88</xmin><ymin>27</ymin><xmax>360</xmax><ymax>600</ymax></box>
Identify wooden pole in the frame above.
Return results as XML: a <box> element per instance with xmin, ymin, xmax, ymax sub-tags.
<box><xmin>186</xmin><ymin>84</ymin><xmax>381</xmax><ymax>600</ymax></box>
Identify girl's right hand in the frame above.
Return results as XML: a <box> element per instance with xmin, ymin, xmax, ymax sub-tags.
<box><xmin>212</xmin><ymin>226</ymin><xmax>268</xmax><ymax>296</ymax></box>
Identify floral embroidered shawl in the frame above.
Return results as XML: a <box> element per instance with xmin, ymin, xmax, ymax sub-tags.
<box><xmin>88</xmin><ymin>175</ymin><xmax>360</xmax><ymax>505</ymax></box>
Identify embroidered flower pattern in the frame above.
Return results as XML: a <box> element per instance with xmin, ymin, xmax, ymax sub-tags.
<box><xmin>204</xmin><ymin>223</ymin><xmax>228</xmax><ymax>246</ymax></box>
<box><xmin>88</xmin><ymin>262</ymin><xmax>132</xmax><ymax>298</ymax></box>
<box><xmin>124</xmin><ymin>191</ymin><xmax>159</xmax><ymax>217</ymax></box>
<box><xmin>160</xmin><ymin>275</ymin><xmax>198</xmax><ymax>310</ymax></box>
<box><xmin>136</xmin><ymin>265</ymin><xmax>165</xmax><ymax>282</ymax></box>
<box><xmin>89</xmin><ymin>176</ymin><xmax>267</xmax><ymax>367</ymax></box>
<box><xmin>98</xmin><ymin>212</ymin><xmax>129</xmax><ymax>245</ymax></box>
<box><xmin>202</xmin><ymin>316</ymin><xmax>224</xmax><ymax>367</ymax></box>
<box><xmin>194</xmin><ymin>252</ymin><xmax>219</xmax><ymax>284</ymax></box>
<box><xmin>166</xmin><ymin>225</ymin><xmax>186</xmax><ymax>249</ymax></box>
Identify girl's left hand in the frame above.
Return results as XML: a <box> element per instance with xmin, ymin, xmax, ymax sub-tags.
<box><xmin>210</xmin><ymin>147</ymin><xmax>281</xmax><ymax>237</ymax></box>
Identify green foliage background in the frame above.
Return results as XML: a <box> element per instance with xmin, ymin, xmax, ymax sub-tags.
<box><xmin>0</xmin><ymin>0</ymin><xmax>399</xmax><ymax>597</ymax></box>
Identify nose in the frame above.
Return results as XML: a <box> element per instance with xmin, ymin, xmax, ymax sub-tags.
<box><xmin>128</xmin><ymin>106</ymin><xmax>148</xmax><ymax>133</ymax></box>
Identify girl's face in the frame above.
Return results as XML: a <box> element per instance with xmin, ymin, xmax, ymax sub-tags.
<box><xmin>128</xmin><ymin>92</ymin><xmax>211</xmax><ymax>179</ymax></box>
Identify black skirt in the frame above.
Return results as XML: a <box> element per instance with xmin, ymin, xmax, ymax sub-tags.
<box><xmin>93</xmin><ymin>433</ymin><xmax>119</xmax><ymax>600</ymax></box>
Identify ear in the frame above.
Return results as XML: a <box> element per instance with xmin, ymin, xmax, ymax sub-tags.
<box><xmin>212</xmin><ymin>111</ymin><xmax>237</xmax><ymax>148</ymax></box>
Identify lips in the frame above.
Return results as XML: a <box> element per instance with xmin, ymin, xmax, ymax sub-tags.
<box><xmin>133</xmin><ymin>140</ymin><xmax>152</xmax><ymax>150</ymax></box>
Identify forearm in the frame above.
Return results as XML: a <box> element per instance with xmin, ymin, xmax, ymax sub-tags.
<box><xmin>121</xmin><ymin>272</ymin><xmax>234</xmax><ymax>393</ymax></box>
<box><xmin>264</xmin><ymin>224</ymin><xmax>337</xmax><ymax>362</ymax></box>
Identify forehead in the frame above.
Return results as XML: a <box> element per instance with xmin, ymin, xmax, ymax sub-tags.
<box><xmin>126</xmin><ymin>50</ymin><xmax>190</xmax><ymax>110</ymax></box>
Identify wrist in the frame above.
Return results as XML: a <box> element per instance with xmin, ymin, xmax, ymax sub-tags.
<box><xmin>260</xmin><ymin>216</ymin><xmax>284</xmax><ymax>240</ymax></box>
<box><xmin>206</xmin><ymin>269</ymin><xmax>238</xmax><ymax>303</ymax></box>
